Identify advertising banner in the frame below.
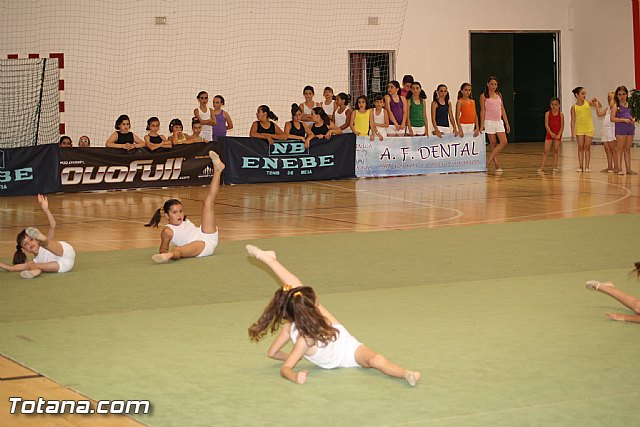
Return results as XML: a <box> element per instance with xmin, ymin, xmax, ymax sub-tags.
<box><xmin>59</xmin><ymin>144</ymin><xmax>215</xmax><ymax>192</ymax></box>
<box><xmin>0</xmin><ymin>144</ymin><xmax>61</xmax><ymax>196</ymax></box>
<box><xmin>355</xmin><ymin>133</ymin><xmax>486</xmax><ymax>177</ymax></box>
<box><xmin>221</xmin><ymin>135</ymin><xmax>356</xmax><ymax>184</ymax></box>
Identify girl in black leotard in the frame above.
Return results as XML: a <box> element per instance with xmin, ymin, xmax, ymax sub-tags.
<box><xmin>284</xmin><ymin>104</ymin><xmax>309</xmax><ymax>142</ymax></box>
<box><xmin>249</xmin><ymin>105</ymin><xmax>287</xmax><ymax>145</ymax></box>
<box><xmin>105</xmin><ymin>115</ymin><xmax>145</xmax><ymax>151</ymax></box>
<box><xmin>305</xmin><ymin>107</ymin><xmax>342</xmax><ymax>148</ymax></box>
<box><xmin>144</xmin><ymin>117</ymin><xmax>172</xmax><ymax>151</ymax></box>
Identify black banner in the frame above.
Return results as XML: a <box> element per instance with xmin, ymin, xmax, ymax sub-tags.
<box><xmin>59</xmin><ymin>144</ymin><xmax>216</xmax><ymax>192</ymax></box>
<box><xmin>0</xmin><ymin>145</ymin><xmax>61</xmax><ymax>196</ymax></box>
<box><xmin>220</xmin><ymin>134</ymin><xmax>356</xmax><ymax>184</ymax></box>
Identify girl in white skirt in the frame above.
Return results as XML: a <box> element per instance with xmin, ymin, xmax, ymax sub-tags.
<box><xmin>247</xmin><ymin>245</ymin><xmax>421</xmax><ymax>386</ymax></box>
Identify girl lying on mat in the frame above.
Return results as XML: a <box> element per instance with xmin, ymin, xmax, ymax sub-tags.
<box><xmin>247</xmin><ymin>244</ymin><xmax>421</xmax><ymax>386</ymax></box>
<box><xmin>585</xmin><ymin>264</ymin><xmax>640</xmax><ymax>323</ymax></box>
<box><xmin>0</xmin><ymin>195</ymin><xmax>76</xmax><ymax>279</ymax></box>
<box><xmin>144</xmin><ymin>151</ymin><xmax>224</xmax><ymax>263</ymax></box>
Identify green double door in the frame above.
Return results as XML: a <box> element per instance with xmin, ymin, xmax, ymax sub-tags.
<box><xmin>471</xmin><ymin>32</ymin><xmax>558</xmax><ymax>142</ymax></box>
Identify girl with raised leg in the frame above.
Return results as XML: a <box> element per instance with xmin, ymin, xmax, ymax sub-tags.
<box><xmin>0</xmin><ymin>195</ymin><xmax>76</xmax><ymax>279</ymax></box>
<box><xmin>585</xmin><ymin>263</ymin><xmax>640</xmax><ymax>322</ymax></box>
<box><xmin>145</xmin><ymin>151</ymin><xmax>224</xmax><ymax>263</ymax></box>
<box><xmin>247</xmin><ymin>244</ymin><xmax>421</xmax><ymax>386</ymax></box>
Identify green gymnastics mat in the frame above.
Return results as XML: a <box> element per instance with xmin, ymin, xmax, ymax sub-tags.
<box><xmin>1</xmin><ymin>215</ymin><xmax>639</xmax><ymax>426</ymax></box>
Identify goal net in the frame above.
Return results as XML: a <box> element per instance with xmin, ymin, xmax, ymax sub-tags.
<box><xmin>0</xmin><ymin>58</ymin><xmax>60</xmax><ymax>148</ymax></box>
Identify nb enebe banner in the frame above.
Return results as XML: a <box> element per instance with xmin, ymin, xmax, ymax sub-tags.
<box><xmin>59</xmin><ymin>144</ymin><xmax>215</xmax><ymax>192</ymax></box>
<box><xmin>0</xmin><ymin>145</ymin><xmax>61</xmax><ymax>196</ymax></box>
<box><xmin>221</xmin><ymin>134</ymin><xmax>356</xmax><ymax>184</ymax></box>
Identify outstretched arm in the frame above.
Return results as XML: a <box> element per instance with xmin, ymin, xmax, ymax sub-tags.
<box><xmin>246</xmin><ymin>245</ymin><xmax>303</xmax><ymax>288</ymax></box>
<box><xmin>0</xmin><ymin>261</ymin><xmax>33</xmax><ymax>272</ymax></box>
<box><xmin>38</xmin><ymin>194</ymin><xmax>56</xmax><ymax>241</ymax></box>
<box><xmin>607</xmin><ymin>313</ymin><xmax>640</xmax><ymax>323</ymax></box>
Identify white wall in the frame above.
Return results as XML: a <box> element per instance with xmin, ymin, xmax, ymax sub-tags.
<box><xmin>396</xmin><ymin>0</ymin><xmax>635</xmax><ymax>139</ymax></box>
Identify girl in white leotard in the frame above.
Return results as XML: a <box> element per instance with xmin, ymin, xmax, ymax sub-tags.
<box><xmin>0</xmin><ymin>195</ymin><xmax>76</xmax><ymax>279</ymax></box>
<box><xmin>247</xmin><ymin>245</ymin><xmax>421</xmax><ymax>386</ymax></box>
<box><xmin>145</xmin><ymin>151</ymin><xmax>225</xmax><ymax>263</ymax></box>
<box><xmin>333</xmin><ymin>93</ymin><xmax>352</xmax><ymax>134</ymax></box>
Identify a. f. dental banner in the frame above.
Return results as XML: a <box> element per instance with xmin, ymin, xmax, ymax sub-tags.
<box><xmin>355</xmin><ymin>133</ymin><xmax>486</xmax><ymax>177</ymax></box>
<box><xmin>220</xmin><ymin>134</ymin><xmax>356</xmax><ymax>184</ymax></box>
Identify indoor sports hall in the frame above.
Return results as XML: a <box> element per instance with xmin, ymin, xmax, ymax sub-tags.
<box><xmin>1</xmin><ymin>1</ymin><xmax>638</xmax><ymax>426</ymax></box>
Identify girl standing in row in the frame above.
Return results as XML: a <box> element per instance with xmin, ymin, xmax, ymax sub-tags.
<box><xmin>431</xmin><ymin>84</ymin><xmax>458</xmax><ymax>138</ymax></box>
<box><xmin>407</xmin><ymin>82</ymin><xmax>429</xmax><ymax>137</ymax></box>
<box><xmin>538</xmin><ymin>97</ymin><xmax>564</xmax><ymax>173</ymax></box>
<box><xmin>300</xmin><ymin>86</ymin><xmax>317</xmax><ymax>126</ymax></box>
<box><xmin>194</xmin><ymin>91</ymin><xmax>216</xmax><ymax>142</ymax></box>
<box><xmin>211</xmin><ymin>95</ymin><xmax>234</xmax><ymax>142</ymax></box>
<box><xmin>455</xmin><ymin>83</ymin><xmax>479</xmax><ymax>138</ymax></box>
<box><xmin>596</xmin><ymin>93</ymin><xmax>616</xmax><ymax>173</ymax></box>
<box><xmin>611</xmin><ymin>85</ymin><xmax>637</xmax><ymax>175</ymax></box>
<box><xmin>385</xmin><ymin>81</ymin><xmax>407</xmax><ymax>136</ymax></box>
<box><xmin>350</xmin><ymin>96</ymin><xmax>371</xmax><ymax>137</ymax></box>
<box><xmin>480</xmin><ymin>77</ymin><xmax>510</xmax><ymax>173</ymax></box>
<box><xmin>333</xmin><ymin>93</ymin><xmax>352</xmax><ymax>134</ymax></box>
<box><xmin>321</xmin><ymin>87</ymin><xmax>336</xmax><ymax>117</ymax></box>
<box><xmin>370</xmin><ymin>95</ymin><xmax>389</xmax><ymax>141</ymax></box>
<box><xmin>570</xmin><ymin>86</ymin><xmax>598</xmax><ymax>173</ymax></box>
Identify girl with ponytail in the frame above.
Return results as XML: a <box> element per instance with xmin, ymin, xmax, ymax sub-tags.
<box><xmin>249</xmin><ymin>105</ymin><xmax>287</xmax><ymax>145</ymax></box>
<box><xmin>144</xmin><ymin>151</ymin><xmax>225</xmax><ymax>263</ymax></box>
<box><xmin>0</xmin><ymin>195</ymin><xmax>76</xmax><ymax>279</ymax></box>
<box><xmin>304</xmin><ymin>107</ymin><xmax>343</xmax><ymax>147</ymax></box>
<box><xmin>247</xmin><ymin>244</ymin><xmax>421</xmax><ymax>386</ymax></box>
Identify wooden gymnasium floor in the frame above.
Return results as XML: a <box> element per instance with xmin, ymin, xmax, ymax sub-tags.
<box><xmin>1</xmin><ymin>141</ymin><xmax>639</xmax><ymax>426</ymax></box>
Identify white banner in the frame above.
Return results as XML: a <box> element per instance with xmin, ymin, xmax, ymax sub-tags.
<box><xmin>355</xmin><ymin>133</ymin><xmax>486</xmax><ymax>177</ymax></box>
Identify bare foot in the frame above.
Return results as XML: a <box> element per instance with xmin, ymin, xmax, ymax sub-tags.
<box><xmin>20</xmin><ymin>268</ymin><xmax>42</xmax><ymax>279</ymax></box>
<box><xmin>26</xmin><ymin>227</ymin><xmax>47</xmax><ymax>242</ymax></box>
<box><xmin>152</xmin><ymin>253</ymin><xmax>173</xmax><ymax>264</ymax></box>
<box><xmin>209</xmin><ymin>151</ymin><xmax>225</xmax><ymax>172</ymax></box>
<box><xmin>585</xmin><ymin>280</ymin><xmax>614</xmax><ymax>291</ymax></box>
<box><xmin>404</xmin><ymin>371</ymin><xmax>422</xmax><ymax>387</ymax></box>
<box><xmin>246</xmin><ymin>245</ymin><xmax>276</xmax><ymax>261</ymax></box>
